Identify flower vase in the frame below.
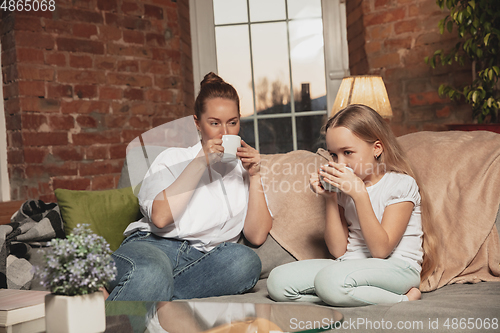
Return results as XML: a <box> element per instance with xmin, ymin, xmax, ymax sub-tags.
<box><xmin>45</xmin><ymin>292</ymin><xmax>106</xmax><ymax>333</ymax></box>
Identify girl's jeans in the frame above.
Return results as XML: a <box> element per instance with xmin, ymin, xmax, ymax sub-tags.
<box><xmin>107</xmin><ymin>231</ymin><xmax>261</xmax><ymax>301</ymax></box>
<box><xmin>267</xmin><ymin>257</ymin><xmax>420</xmax><ymax>307</ymax></box>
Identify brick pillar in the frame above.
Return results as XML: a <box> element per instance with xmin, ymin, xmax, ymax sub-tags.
<box><xmin>1</xmin><ymin>0</ymin><xmax>194</xmax><ymax>202</ymax></box>
<box><xmin>345</xmin><ymin>0</ymin><xmax>473</xmax><ymax>136</ymax></box>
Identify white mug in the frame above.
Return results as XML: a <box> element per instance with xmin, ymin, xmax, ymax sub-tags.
<box><xmin>319</xmin><ymin>165</ymin><xmax>354</xmax><ymax>192</ymax></box>
<box><xmin>221</xmin><ymin>135</ymin><xmax>241</xmax><ymax>162</ymax></box>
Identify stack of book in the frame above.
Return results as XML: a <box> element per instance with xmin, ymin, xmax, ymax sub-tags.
<box><xmin>0</xmin><ymin>289</ymin><xmax>49</xmax><ymax>333</ymax></box>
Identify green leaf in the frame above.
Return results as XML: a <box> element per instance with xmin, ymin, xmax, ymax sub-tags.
<box><xmin>468</xmin><ymin>0</ymin><xmax>475</xmax><ymax>10</ymax></box>
<box><xmin>472</xmin><ymin>90</ymin><xmax>479</xmax><ymax>103</ymax></box>
<box><xmin>489</xmin><ymin>69</ymin><xmax>493</xmax><ymax>81</ymax></box>
<box><xmin>447</xmin><ymin>20</ymin><xmax>454</xmax><ymax>33</ymax></box>
<box><xmin>493</xmin><ymin>66</ymin><xmax>500</xmax><ymax>76</ymax></box>
<box><xmin>484</xmin><ymin>33</ymin><xmax>491</xmax><ymax>46</ymax></box>
<box><xmin>459</xmin><ymin>25</ymin><xmax>465</xmax><ymax>38</ymax></box>
<box><xmin>438</xmin><ymin>85</ymin><xmax>446</xmax><ymax>96</ymax></box>
<box><xmin>472</xmin><ymin>18</ymin><xmax>479</xmax><ymax>29</ymax></box>
<box><xmin>439</xmin><ymin>19</ymin><xmax>445</xmax><ymax>34</ymax></box>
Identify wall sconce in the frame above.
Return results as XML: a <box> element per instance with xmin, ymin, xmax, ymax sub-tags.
<box><xmin>331</xmin><ymin>75</ymin><xmax>393</xmax><ymax>118</ymax></box>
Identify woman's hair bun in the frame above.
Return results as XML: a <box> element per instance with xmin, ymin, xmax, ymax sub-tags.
<box><xmin>200</xmin><ymin>72</ymin><xmax>224</xmax><ymax>88</ymax></box>
<box><xmin>194</xmin><ymin>72</ymin><xmax>240</xmax><ymax>117</ymax></box>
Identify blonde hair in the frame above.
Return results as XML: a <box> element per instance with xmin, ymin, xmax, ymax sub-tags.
<box><xmin>325</xmin><ymin>104</ymin><xmax>438</xmax><ymax>282</ymax></box>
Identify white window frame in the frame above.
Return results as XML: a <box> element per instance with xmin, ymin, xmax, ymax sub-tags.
<box><xmin>189</xmin><ymin>0</ymin><xmax>349</xmax><ymax>151</ymax></box>
<box><xmin>0</xmin><ymin>38</ymin><xmax>11</xmax><ymax>201</ymax></box>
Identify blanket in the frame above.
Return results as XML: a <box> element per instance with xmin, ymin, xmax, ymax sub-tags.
<box><xmin>0</xmin><ymin>200</ymin><xmax>64</xmax><ymax>289</ymax></box>
<box><xmin>398</xmin><ymin>130</ymin><xmax>500</xmax><ymax>291</ymax></box>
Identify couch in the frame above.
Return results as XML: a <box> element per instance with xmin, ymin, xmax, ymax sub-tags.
<box><xmin>11</xmin><ymin>130</ymin><xmax>500</xmax><ymax>332</ymax></box>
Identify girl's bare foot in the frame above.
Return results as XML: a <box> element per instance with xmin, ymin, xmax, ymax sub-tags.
<box><xmin>405</xmin><ymin>287</ymin><xmax>421</xmax><ymax>301</ymax></box>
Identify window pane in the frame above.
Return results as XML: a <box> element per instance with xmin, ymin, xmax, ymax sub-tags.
<box><xmin>249</xmin><ymin>0</ymin><xmax>286</xmax><ymax>22</ymax></box>
<box><xmin>258</xmin><ymin>117</ymin><xmax>293</xmax><ymax>154</ymax></box>
<box><xmin>289</xmin><ymin>18</ymin><xmax>327</xmax><ymax>112</ymax></box>
<box><xmin>239</xmin><ymin>117</ymin><xmax>255</xmax><ymax>148</ymax></box>
<box><xmin>287</xmin><ymin>0</ymin><xmax>322</xmax><ymax>19</ymax></box>
<box><xmin>251</xmin><ymin>22</ymin><xmax>290</xmax><ymax>114</ymax></box>
<box><xmin>296</xmin><ymin>114</ymin><xmax>328</xmax><ymax>152</ymax></box>
<box><xmin>215</xmin><ymin>25</ymin><xmax>255</xmax><ymax>117</ymax></box>
<box><xmin>213</xmin><ymin>0</ymin><xmax>248</xmax><ymax>25</ymax></box>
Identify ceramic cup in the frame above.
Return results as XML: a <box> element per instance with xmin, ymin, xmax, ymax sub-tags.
<box><xmin>319</xmin><ymin>165</ymin><xmax>354</xmax><ymax>192</ymax></box>
<box><xmin>221</xmin><ymin>135</ymin><xmax>241</xmax><ymax>162</ymax></box>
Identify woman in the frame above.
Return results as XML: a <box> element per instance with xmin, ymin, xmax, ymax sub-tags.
<box><xmin>107</xmin><ymin>72</ymin><xmax>273</xmax><ymax>301</ymax></box>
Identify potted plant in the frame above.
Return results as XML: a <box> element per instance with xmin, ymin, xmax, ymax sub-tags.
<box><xmin>38</xmin><ymin>224</ymin><xmax>117</xmax><ymax>333</ymax></box>
<box><xmin>425</xmin><ymin>0</ymin><xmax>500</xmax><ymax>129</ymax></box>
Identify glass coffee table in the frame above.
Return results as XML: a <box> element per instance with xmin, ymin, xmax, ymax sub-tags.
<box><xmin>105</xmin><ymin>301</ymin><xmax>343</xmax><ymax>333</ymax></box>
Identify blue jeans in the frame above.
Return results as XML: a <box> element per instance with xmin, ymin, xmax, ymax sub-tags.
<box><xmin>107</xmin><ymin>231</ymin><xmax>261</xmax><ymax>301</ymax></box>
<box><xmin>267</xmin><ymin>257</ymin><xmax>420</xmax><ymax>307</ymax></box>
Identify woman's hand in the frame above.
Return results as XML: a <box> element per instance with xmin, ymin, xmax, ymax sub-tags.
<box><xmin>319</xmin><ymin>162</ymin><xmax>365</xmax><ymax>197</ymax></box>
<box><xmin>236</xmin><ymin>140</ymin><xmax>261</xmax><ymax>177</ymax></box>
<box><xmin>199</xmin><ymin>134</ymin><xmax>224</xmax><ymax>165</ymax></box>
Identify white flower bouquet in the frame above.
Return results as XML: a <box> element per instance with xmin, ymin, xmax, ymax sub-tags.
<box><xmin>38</xmin><ymin>224</ymin><xmax>117</xmax><ymax>296</ymax></box>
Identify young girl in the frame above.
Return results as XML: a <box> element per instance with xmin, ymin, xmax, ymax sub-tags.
<box><xmin>267</xmin><ymin>104</ymin><xmax>436</xmax><ymax>307</ymax></box>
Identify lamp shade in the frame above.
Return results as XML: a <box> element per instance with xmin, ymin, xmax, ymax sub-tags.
<box><xmin>331</xmin><ymin>75</ymin><xmax>393</xmax><ymax>118</ymax></box>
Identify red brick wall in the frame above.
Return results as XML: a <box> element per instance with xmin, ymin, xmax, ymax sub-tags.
<box><xmin>346</xmin><ymin>0</ymin><xmax>472</xmax><ymax>136</ymax></box>
<box><xmin>1</xmin><ymin>0</ymin><xmax>194</xmax><ymax>202</ymax></box>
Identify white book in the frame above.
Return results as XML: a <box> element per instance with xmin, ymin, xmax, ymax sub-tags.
<box><xmin>0</xmin><ymin>317</ymin><xmax>45</xmax><ymax>333</ymax></box>
<box><xmin>0</xmin><ymin>290</ymin><xmax>49</xmax><ymax>327</ymax></box>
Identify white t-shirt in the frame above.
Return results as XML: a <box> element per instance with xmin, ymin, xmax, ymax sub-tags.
<box><xmin>338</xmin><ymin>172</ymin><xmax>423</xmax><ymax>272</ymax></box>
<box><xmin>124</xmin><ymin>142</ymin><xmax>251</xmax><ymax>252</ymax></box>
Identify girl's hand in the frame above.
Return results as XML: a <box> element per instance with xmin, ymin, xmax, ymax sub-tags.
<box><xmin>309</xmin><ymin>173</ymin><xmax>337</xmax><ymax>198</ymax></box>
<box><xmin>199</xmin><ymin>134</ymin><xmax>224</xmax><ymax>165</ymax></box>
<box><xmin>319</xmin><ymin>162</ymin><xmax>364</xmax><ymax>196</ymax></box>
<box><xmin>236</xmin><ymin>140</ymin><xmax>261</xmax><ymax>177</ymax></box>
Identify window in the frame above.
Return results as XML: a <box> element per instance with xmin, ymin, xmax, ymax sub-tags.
<box><xmin>190</xmin><ymin>0</ymin><xmax>349</xmax><ymax>153</ymax></box>
<box><xmin>0</xmin><ymin>38</ymin><xmax>10</xmax><ymax>201</ymax></box>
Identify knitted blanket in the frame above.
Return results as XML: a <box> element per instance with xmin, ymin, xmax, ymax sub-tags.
<box><xmin>398</xmin><ymin>130</ymin><xmax>500</xmax><ymax>291</ymax></box>
<box><xmin>0</xmin><ymin>200</ymin><xmax>64</xmax><ymax>289</ymax></box>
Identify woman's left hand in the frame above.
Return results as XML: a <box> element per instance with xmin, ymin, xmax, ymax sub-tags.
<box><xmin>237</xmin><ymin>140</ymin><xmax>261</xmax><ymax>177</ymax></box>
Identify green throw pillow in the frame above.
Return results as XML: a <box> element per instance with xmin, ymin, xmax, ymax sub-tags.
<box><xmin>55</xmin><ymin>187</ymin><xmax>143</xmax><ymax>251</ymax></box>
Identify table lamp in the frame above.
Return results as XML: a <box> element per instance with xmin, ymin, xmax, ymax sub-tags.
<box><xmin>330</xmin><ymin>75</ymin><xmax>393</xmax><ymax>118</ymax></box>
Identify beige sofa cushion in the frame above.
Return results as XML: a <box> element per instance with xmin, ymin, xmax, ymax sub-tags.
<box><xmin>260</xmin><ymin>149</ymin><xmax>332</xmax><ymax>261</ymax></box>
